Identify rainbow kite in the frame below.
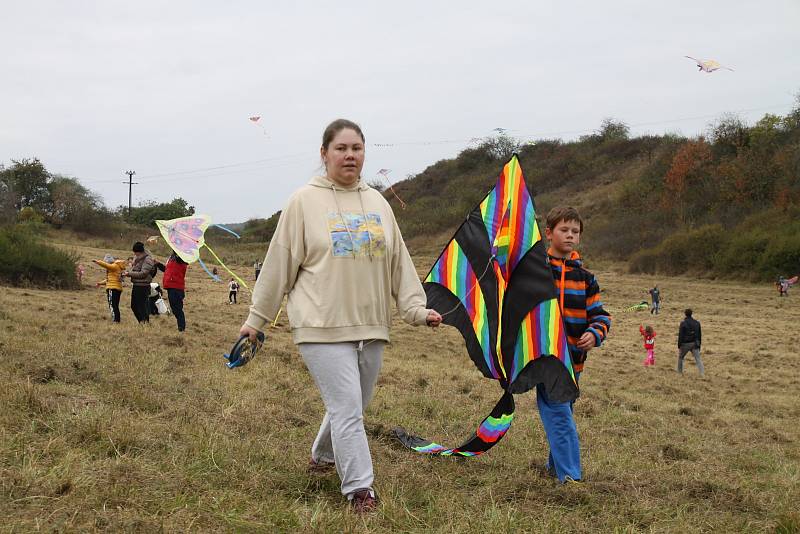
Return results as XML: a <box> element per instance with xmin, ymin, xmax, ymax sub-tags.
<box><xmin>393</xmin><ymin>154</ymin><xmax>577</xmax><ymax>457</ymax></box>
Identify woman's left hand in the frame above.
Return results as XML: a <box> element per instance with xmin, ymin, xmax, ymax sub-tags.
<box><xmin>426</xmin><ymin>310</ymin><xmax>442</xmax><ymax>328</ymax></box>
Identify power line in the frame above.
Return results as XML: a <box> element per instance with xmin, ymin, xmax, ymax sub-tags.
<box><xmin>81</xmin><ymin>152</ymin><xmax>310</xmax><ymax>184</ymax></box>
<box><xmin>76</xmin><ymin>101</ymin><xmax>794</xmax><ymax>187</ymax></box>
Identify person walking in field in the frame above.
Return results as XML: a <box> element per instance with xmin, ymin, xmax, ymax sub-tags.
<box><xmin>648</xmin><ymin>286</ymin><xmax>661</xmax><ymax>314</ymax></box>
<box><xmin>639</xmin><ymin>324</ymin><xmax>656</xmax><ymax>366</ymax></box>
<box><xmin>541</xmin><ymin>206</ymin><xmax>612</xmax><ymax>483</ymax></box>
<box><xmin>92</xmin><ymin>254</ymin><xmax>126</xmax><ymax>322</ymax></box>
<box><xmin>123</xmin><ymin>242</ymin><xmax>155</xmax><ymax>324</ymax></box>
<box><xmin>237</xmin><ymin>119</ymin><xmax>442</xmax><ymax>513</ymax></box>
<box><xmin>228</xmin><ymin>278</ymin><xmax>239</xmax><ymax>304</ymax></box>
<box><xmin>162</xmin><ymin>251</ymin><xmax>189</xmax><ymax>332</ymax></box>
<box><xmin>677</xmin><ymin>308</ymin><xmax>704</xmax><ymax>376</ymax></box>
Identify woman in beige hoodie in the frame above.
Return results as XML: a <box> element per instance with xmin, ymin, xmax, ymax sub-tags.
<box><xmin>239</xmin><ymin>119</ymin><xmax>441</xmax><ymax>513</ymax></box>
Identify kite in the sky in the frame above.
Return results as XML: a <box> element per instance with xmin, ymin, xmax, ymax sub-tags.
<box><xmin>156</xmin><ymin>215</ymin><xmax>249</xmax><ymax>289</ymax></box>
<box><xmin>375</xmin><ymin>168</ymin><xmax>407</xmax><ymax>209</ymax></box>
<box><xmin>685</xmin><ymin>56</ymin><xmax>734</xmax><ymax>73</ymax></box>
<box><xmin>392</xmin><ymin>155</ymin><xmax>578</xmax><ymax>457</ymax></box>
<box><xmin>492</xmin><ymin>127</ymin><xmax>507</xmax><ymax>135</ymax></box>
<box><xmin>249</xmin><ymin>116</ymin><xmax>269</xmax><ymax>136</ymax></box>
<box><xmin>624</xmin><ymin>301</ymin><xmax>650</xmax><ymax>312</ymax></box>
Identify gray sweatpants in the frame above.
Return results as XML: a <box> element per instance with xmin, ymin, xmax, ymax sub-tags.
<box><xmin>298</xmin><ymin>340</ymin><xmax>384</xmax><ymax>498</ymax></box>
<box><xmin>677</xmin><ymin>342</ymin><xmax>705</xmax><ymax>376</ymax></box>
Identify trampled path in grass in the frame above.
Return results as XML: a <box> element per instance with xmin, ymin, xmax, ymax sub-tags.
<box><xmin>1</xmin><ymin>243</ymin><xmax>798</xmax><ymax>532</ymax></box>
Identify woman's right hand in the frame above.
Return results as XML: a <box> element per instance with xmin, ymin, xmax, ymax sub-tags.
<box><xmin>239</xmin><ymin>324</ymin><xmax>260</xmax><ymax>342</ymax></box>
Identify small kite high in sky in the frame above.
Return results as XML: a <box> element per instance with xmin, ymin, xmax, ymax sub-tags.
<box><xmin>392</xmin><ymin>154</ymin><xmax>578</xmax><ymax>457</ymax></box>
<box><xmin>249</xmin><ymin>116</ymin><xmax>268</xmax><ymax>136</ymax></box>
<box><xmin>685</xmin><ymin>56</ymin><xmax>734</xmax><ymax>73</ymax></box>
<box><xmin>155</xmin><ymin>214</ymin><xmax>249</xmax><ymax>289</ymax></box>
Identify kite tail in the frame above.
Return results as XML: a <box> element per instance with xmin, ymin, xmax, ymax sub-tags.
<box><xmin>212</xmin><ymin>224</ymin><xmax>241</xmax><ymax>239</ymax></box>
<box><xmin>392</xmin><ymin>391</ymin><xmax>515</xmax><ymax>457</ymax></box>
<box><xmin>204</xmin><ymin>244</ymin><xmax>250</xmax><ymax>290</ymax></box>
<box><xmin>198</xmin><ymin>258</ymin><xmax>222</xmax><ymax>282</ymax></box>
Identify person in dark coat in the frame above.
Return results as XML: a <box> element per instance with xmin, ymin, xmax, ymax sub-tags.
<box><xmin>677</xmin><ymin>308</ymin><xmax>704</xmax><ymax>376</ymax></box>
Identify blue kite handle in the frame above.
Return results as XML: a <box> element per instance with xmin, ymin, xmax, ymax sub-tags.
<box><xmin>223</xmin><ymin>332</ymin><xmax>265</xmax><ymax>369</ymax></box>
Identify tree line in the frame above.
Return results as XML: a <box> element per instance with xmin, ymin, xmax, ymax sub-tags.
<box><xmin>0</xmin><ymin>159</ymin><xmax>194</xmax><ymax>235</ymax></box>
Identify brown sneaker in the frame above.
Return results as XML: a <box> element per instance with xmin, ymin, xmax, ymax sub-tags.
<box><xmin>308</xmin><ymin>457</ymin><xmax>335</xmax><ymax>474</ymax></box>
<box><xmin>350</xmin><ymin>489</ymin><xmax>377</xmax><ymax>514</ymax></box>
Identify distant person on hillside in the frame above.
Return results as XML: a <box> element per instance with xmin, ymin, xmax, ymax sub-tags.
<box><xmin>639</xmin><ymin>324</ymin><xmax>656</xmax><ymax>366</ymax></box>
<box><xmin>541</xmin><ymin>206</ymin><xmax>612</xmax><ymax>483</ymax></box>
<box><xmin>228</xmin><ymin>278</ymin><xmax>239</xmax><ymax>304</ymax></box>
<box><xmin>237</xmin><ymin>119</ymin><xmax>441</xmax><ymax>513</ymax></box>
<box><xmin>123</xmin><ymin>242</ymin><xmax>155</xmax><ymax>324</ymax></box>
<box><xmin>162</xmin><ymin>251</ymin><xmax>189</xmax><ymax>332</ymax></box>
<box><xmin>92</xmin><ymin>254</ymin><xmax>126</xmax><ymax>322</ymax></box>
<box><xmin>253</xmin><ymin>260</ymin><xmax>261</xmax><ymax>280</ymax></box>
<box><xmin>776</xmin><ymin>276</ymin><xmax>797</xmax><ymax>297</ymax></box>
<box><xmin>76</xmin><ymin>263</ymin><xmax>85</xmax><ymax>284</ymax></box>
<box><xmin>677</xmin><ymin>308</ymin><xmax>704</xmax><ymax>376</ymax></box>
<box><xmin>648</xmin><ymin>286</ymin><xmax>661</xmax><ymax>314</ymax></box>
<box><xmin>776</xmin><ymin>277</ymin><xmax>787</xmax><ymax>296</ymax></box>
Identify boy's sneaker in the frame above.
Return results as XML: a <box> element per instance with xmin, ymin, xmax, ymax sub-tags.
<box><xmin>350</xmin><ymin>489</ymin><xmax>378</xmax><ymax>514</ymax></box>
<box><xmin>308</xmin><ymin>457</ymin><xmax>335</xmax><ymax>474</ymax></box>
<box><xmin>562</xmin><ymin>476</ymin><xmax>583</xmax><ymax>485</ymax></box>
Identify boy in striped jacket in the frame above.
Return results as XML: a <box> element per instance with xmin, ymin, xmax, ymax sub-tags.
<box><xmin>538</xmin><ymin>206</ymin><xmax>611</xmax><ymax>483</ymax></box>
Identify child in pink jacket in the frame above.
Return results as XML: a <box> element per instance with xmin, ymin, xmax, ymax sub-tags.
<box><xmin>640</xmin><ymin>325</ymin><xmax>656</xmax><ymax>366</ymax></box>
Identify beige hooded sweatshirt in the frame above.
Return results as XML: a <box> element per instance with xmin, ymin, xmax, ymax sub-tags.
<box><xmin>245</xmin><ymin>175</ymin><xmax>430</xmax><ymax>344</ymax></box>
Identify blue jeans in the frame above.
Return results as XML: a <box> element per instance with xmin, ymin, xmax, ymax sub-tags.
<box><xmin>167</xmin><ymin>288</ymin><xmax>185</xmax><ymax>331</ymax></box>
<box><xmin>537</xmin><ymin>372</ymin><xmax>581</xmax><ymax>481</ymax></box>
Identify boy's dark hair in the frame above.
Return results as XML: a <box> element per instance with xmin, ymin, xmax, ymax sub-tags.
<box><xmin>645</xmin><ymin>325</ymin><xmax>654</xmax><ymax>335</ymax></box>
<box><xmin>132</xmin><ymin>242</ymin><xmax>145</xmax><ymax>253</ymax></box>
<box><xmin>545</xmin><ymin>206</ymin><xmax>584</xmax><ymax>233</ymax></box>
<box><xmin>685</xmin><ymin>308</ymin><xmax>693</xmax><ymax>317</ymax></box>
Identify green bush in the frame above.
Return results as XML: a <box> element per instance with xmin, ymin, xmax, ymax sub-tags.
<box><xmin>629</xmin><ymin>225</ymin><xmax>725</xmax><ymax>275</ymax></box>
<box><xmin>0</xmin><ymin>225</ymin><xmax>80</xmax><ymax>289</ymax></box>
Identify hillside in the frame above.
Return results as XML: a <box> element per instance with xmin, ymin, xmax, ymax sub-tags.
<box><xmin>383</xmin><ymin>109</ymin><xmax>800</xmax><ymax>281</ymax></box>
<box><xmin>236</xmin><ymin>106</ymin><xmax>799</xmax><ymax>281</ymax></box>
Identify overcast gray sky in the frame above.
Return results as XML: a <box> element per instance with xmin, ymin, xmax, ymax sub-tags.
<box><xmin>2</xmin><ymin>1</ymin><xmax>798</xmax><ymax>223</ymax></box>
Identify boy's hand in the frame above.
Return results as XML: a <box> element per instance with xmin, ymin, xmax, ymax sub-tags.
<box><xmin>577</xmin><ymin>332</ymin><xmax>596</xmax><ymax>350</ymax></box>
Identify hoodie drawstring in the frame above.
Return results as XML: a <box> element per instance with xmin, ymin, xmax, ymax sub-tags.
<box><xmin>331</xmin><ymin>185</ymin><xmax>357</xmax><ymax>259</ymax></box>
<box><xmin>357</xmin><ymin>188</ymin><xmax>374</xmax><ymax>261</ymax></box>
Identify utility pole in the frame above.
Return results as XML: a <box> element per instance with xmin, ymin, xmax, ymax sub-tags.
<box><xmin>123</xmin><ymin>170</ymin><xmax>137</xmax><ymax>218</ymax></box>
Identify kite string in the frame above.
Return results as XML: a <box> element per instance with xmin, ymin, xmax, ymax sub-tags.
<box><xmin>379</xmin><ymin>175</ymin><xmax>407</xmax><ymax>210</ymax></box>
<box><xmin>438</xmin><ymin>256</ymin><xmax>495</xmax><ymax>318</ymax></box>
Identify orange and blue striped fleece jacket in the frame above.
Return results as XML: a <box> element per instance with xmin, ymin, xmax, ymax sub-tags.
<box><xmin>548</xmin><ymin>249</ymin><xmax>611</xmax><ymax>374</ymax></box>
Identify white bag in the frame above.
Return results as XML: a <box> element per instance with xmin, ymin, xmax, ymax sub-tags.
<box><xmin>155</xmin><ymin>298</ymin><xmax>169</xmax><ymax>315</ymax></box>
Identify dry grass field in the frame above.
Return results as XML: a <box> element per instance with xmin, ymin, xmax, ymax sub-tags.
<box><xmin>1</xmin><ymin>241</ymin><xmax>799</xmax><ymax>533</ymax></box>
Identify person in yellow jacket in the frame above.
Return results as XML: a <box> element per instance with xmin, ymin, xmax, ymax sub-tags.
<box><xmin>93</xmin><ymin>254</ymin><xmax>126</xmax><ymax>322</ymax></box>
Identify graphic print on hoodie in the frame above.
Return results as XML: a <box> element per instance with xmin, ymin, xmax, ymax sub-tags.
<box><xmin>327</xmin><ymin>212</ymin><xmax>386</xmax><ymax>258</ymax></box>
